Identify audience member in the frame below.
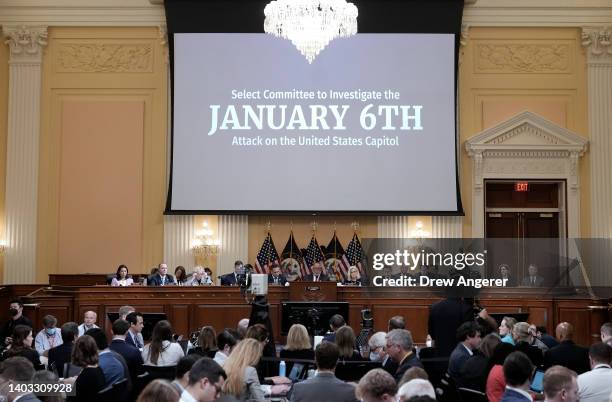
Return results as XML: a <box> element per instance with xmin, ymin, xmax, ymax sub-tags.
<box><xmin>303</xmin><ymin>261</ymin><xmax>329</xmax><ymax>282</ymax></box>
<box><xmin>188</xmin><ymin>266</ymin><xmax>212</xmax><ymax>286</ymax></box>
<box><xmin>427</xmin><ymin>297</ymin><xmax>474</xmax><ymax>357</ymax></box>
<box><xmin>543</xmin><ymin>365</ymin><xmax>579</xmax><ymax>402</ymax></box>
<box><xmin>527</xmin><ymin>324</ymin><xmax>549</xmax><ymax>352</ymax></box>
<box><xmin>180</xmin><ymin>357</ymin><xmax>226</xmax><ymax>402</ymax></box>
<box><xmin>119</xmin><ymin>305</ymin><xmax>136</xmax><ymax>320</ymax></box>
<box><xmin>220</xmin><ymin>261</ymin><xmax>244</xmax><ymax>286</ymax></box>
<box><xmin>236</xmin><ymin>319</ymin><xmax>249</xmax><ymax>340</ymax></box>
<box><xmin>513</xmin><ymin>322</ymin><xmax>544</xmax><ymax>367</ymax></box>
<box><xmin>280</xmin><ymin>324</ymin><xmax>314</xmax><ymax>360</ymax></box>
<box><xmin>536</xmin><ymin>325</ymin><xmax>559</xmax><ymax>349</ymax></box>
<box><xmin>486</xmin><ymin>342</ymin><xmax>515</xmax><ymax>402</ymax></box>
<box><xmin>109</xmin><ymin>318</ymin><xmax>144</xmax><ymax>381</ymax></box>
<box><xmin>388</xmin><ymin>316</ymin><xmax>405</xmax><ymax>331</ymax></box>
<box><xmin>398</xmin><ymin>367</ymin><xmax>429</xmax><ymax>388</ymax></box>
<box><xmin>397</xmin><ymin>379</ymin><xmax>436</xmax><ymax>402</ymax></box>
<box><xmin>172</xmin><ymin>354</ymin><xmax>200</xmax><ymax>394</ymax></box>
<box><xmin>386</xmin><ymin>329</ymin><xmax>423</xmax><ymax>382</ymax></box>
<box><xmin>245</xmin><ymin>323</ymin><xmax>275</xmax><ymax>358</ymax></box>
<box><xmin>356</xmin><ymin>368</ymin><xmax>397</xmax><ymax>402</ymax></box>
<box><xmin>544</xmin><ymin>322</ymin><xmax>590</xmax><ymax>374</ymax></box>
<box><xmin>3</xmin><ymin>324</ymin><xmax>40</xmax><ymax>366</ymax></box>
<box><xmin>447</xmin><ymin>321</ymin><xmax>481</xmax><ymax>381</ymax></box>
<box><xmin>137</xmin><ymin>379</ymin><xmax>180</xmax><ymax>402</ymax></box>
<box><xmin>499</xmin><ymin>316</ymin><xmax>517</xmax><ymax>345</ymax></box>
<box><xmin>1</xmin><ymin>299</ymin><xmax>33</xmax><ymax>346</ymax></box>
<box><xmin>48</xmin><ymin>321</ymin><xmax>78</xmax><ymax>376</ymax></box>
<box><xmin>77</xmin><ymin>311</ymin><xmax>99</xmax><ymax>337</ymax></box>
<box><xmin>33</xmin><ymin>370</ymin><xmax>61</xmax><ymax>402</ymax></box>
<box><xmin>521</xmin><ymin>263</ymin><xmax>544</xmax><ymax>287</ymax></box>
<box><xmin>368</xmin><ymin>331</ymin><xmax>397</xmax><ymax>376</ymax></box>
<box><xmin>85</xmin><ymin>328</ymin><xmax>126</xmax><ymax>386</ymax></box>
<box><xmin>342</xmin><ymin>266</ymin><xmax>363</xmax><ymax>286</ymax></box>
<box><xmin>0</xmin><ymin>357</ymin><xmax>40</xmax><ymax>402</ymax></box>
<box><xmin>175</xmin><ymin>266</ymin><xmax>188</xmax><ymax>286</ymax></box>
<box><xmin>125</xmin><ymin>311</ymin><xmax>145</xmax><ymax>350</ymax></box>
<box><xmin>268</xmin><ymin>263</ymin><xmax>287</xmax><ymax>286</ymax></box>
<box><xmin>34</xmin><ymin>315</ymin><xmax>62</xmax><ymax>356</ymax></box>
<box><xmin>577</xmin><ymin>342</ymin><xmax>612</xmax><ymax>402</ymax></box>
<box><xmin>111</xmin><ymin>264</ymin><xmax>133</xmax><ymax>287</ymax></box>
<box><xmin>322</xmin><ymin>314</ymin><xmax>346</xmax><ymax>342</ymax></box>
<box><xmin>70</xmin><ymin>335</ymin><xmax>106</xmax><ymax>402</ymax></box>
<box><xmin>497</xmin><ymin>264</ymin><xmax>516</xmax><ymax>287</ymax></box>
<box><xmin>499</xmin><ymin>351</ymin><xmax>533</xmax><ymax>402</ymax></box>
<box><xmin>148</xmin><ymin>263</ymin><xmax>176</xmax><ymax>286</ymax></box>
<box><xmin>458</xmin><ymin>332</ymin><xmax>499</xmax><ymax>391</ymax></box>
<box><xmin>189</xmin><ymin>326</ymin><xmax>218</xmax><ymax>358</ymax></box>
<box><xmin>336</xmin><ymin>326</ymin><xmax>363</xmax><ymax>361</ymax></box>
<box><xmin>600</xmin><ymin>322</ymin><xmax>612</xmax><ymax>347</ymax></box>
<box><xmin>221</xmin><ymin>338</ymin><xmax>267</xmax><ymax>401</ymax></box>
<box><xmin>289</xmin><ymin>341</ymin><xmax>357</xmax><ymax>402</ymax></box>
<box><xmin>143</xmin><ymin>320</ymin><xmax>184</xmax><ymax>366</ymax></box>
<box><xmin>214</xmin><ymin>330</ymin><xmax>237</xmax><ymax>367</ymax></box>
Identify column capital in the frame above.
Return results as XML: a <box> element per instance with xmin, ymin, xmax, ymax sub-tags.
<box><xmin>582</xmin><ymin>27</ymin><xmax>612</xmax><ymax>65</ymax></box>
<box><xmin>3</xmin><ymin>25</ymin><xmax>48</xmax><ymax>63</ymax></box>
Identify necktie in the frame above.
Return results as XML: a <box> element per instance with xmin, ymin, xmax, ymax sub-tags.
<box><xmin>274</xmin><ymin>277</ymin><xmax>278</xmax><ymax>284</ymax></box>
<box><xmin>161</xmin><ymin>276</ymin><xmax>165</xmax><ymax>286</ymax></box>
<box><xmin>532</xmin><ymin>277</ymin><xmax>535</xmax><ymax>285</ymax></box>
<box><xmin>314</xmin><ymin>275</ymin><xmax>318</xmax><ymax>282</ymax></box>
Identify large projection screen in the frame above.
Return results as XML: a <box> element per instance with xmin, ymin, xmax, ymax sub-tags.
<box><xmin>169</xmin><ymin>33</ymin><xmax>460</xmax><ymax>213</ymax></box>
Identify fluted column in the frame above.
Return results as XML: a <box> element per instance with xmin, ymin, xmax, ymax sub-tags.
<box><xmin>217</xmin><ymin>215</ymin><xmax>248</xmax><ymax>275</ymax></box>
<box><xmin>377</xmin><ymin>216</ymin><xmax>411</xmax><ymax>238</ymax></box>
<box><xmin>163</xmin><ymin>215</ymin><xmax>195</xmax><ymax>270</ymax></box>
<box><xmin>432</xmin><ymin>216</ymin><xmax>463</xmax><ymax>238</ymax></box>
<box><xmin>2</xmin><ymin>26</ymin><xmax>47</xmax><ymax>284</ymax></box>
<box><xmin>583</xmin><ymin>28</ymin><xmax>612</xmax><ymax>238</ymax></box>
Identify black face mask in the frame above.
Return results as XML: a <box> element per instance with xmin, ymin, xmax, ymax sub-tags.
<box><xmin>9</xmin><ymin>308</ymin><xmax>18</xmax><ymax>317</ymax></box>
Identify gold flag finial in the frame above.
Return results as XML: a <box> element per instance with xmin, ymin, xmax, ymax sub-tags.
<box><xmin>351</xmin><ymin>221</ymin><xmax>360</xmax><ymax>232</ymax></box>
<box><xmin>311</xmin><ymin>221</ymin><xmax>318</xmax><ymax>234</ymax></box>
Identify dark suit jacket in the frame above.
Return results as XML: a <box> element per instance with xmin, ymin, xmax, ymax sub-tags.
<box><xmin>147</xmin><ymin>274</ymin><xmax>175</xmax><ymax>286</ymax></box>
<box><xmin>521</xmin><ymin>275</ymin><xmax>544</xmax><ymax>287</ymax></box>
<box><xmin>448</xmin><ymin>343</ymin><xmax>472</xmax><ymax>380</ymax></box>
<box><xmin>109</xmin><ymin>339</ymin><xmax>144</xmax><ymax>380</ymax></box>
<box><xmin>544</xmin><ymin>340</ymin><xmax>590</xmax><ymax>374</ymax></box>
<box><xmin>289</xmin><ymin>372</ymin><xmax>357</xmax><ymax>402</ymax></box>
<box><xmin>48</xmin><ymin>342</ymin><xmax>73</xmax><ymax>377</ymax></box>
<box><xmin>394</xmin><ymin>352</ymin><xmax>424</xmax><ymax>382</ymax></box>
<box><xmin>382</xmin><ymin>356</ymin><xmax>398</xmax><ymax>376</ymax></box>
<box><xmin>514</xmin><ymin>341</ymin><xmax>543</xmax><ymax>367</ymax></box>
<box><xmin>303</xmin><ymin>274</ymin><xmax>330</xmax><ymax>282</ymax></box>
<box><xmin>341</xmin><ymin>279</ymin><xmax>363</xmax><ymax>286</ymax></box>
<box><xmin>268</xmin><ymin>274</ymin><xmax>287</xmax><ymax>286</ymax></box>
<box><xmin>220</xmin><ymin>273</ymin><xmax>238</xmax><ymax>286</ymax></box>
<box><xmin>500</xmin><ymin>388</ymin><xmax>531</xmax><ymax>402</ymax></box>
<box><xmin>428</xmin><ymin>298</ymin><xmax>473</xmax><ymax>357</ymax></box>
<box><xmin>322</xmin><ymin>332</ymin><xmax>335</xmax><ymax>343</ymax></box>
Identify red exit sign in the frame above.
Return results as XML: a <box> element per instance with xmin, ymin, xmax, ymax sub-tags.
<box><xmin>515</xmin><ymin>182</ymin><xmax>529</xmax><ymax>192</ymax></box>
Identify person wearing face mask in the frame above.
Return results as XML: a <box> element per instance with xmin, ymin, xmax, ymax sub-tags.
<box><xmin>368</xmin><ymin>331</ymin><xmax>399</xmax><ymax>376</ymax></box>
<box><xmin>1</xmin><ymin>299</ymin><xmax>33</xmax><ymax>347</ymax></box>
<box><xmin>34</xmin><ymin>315</ymin><xmax>63</xmax><ymax>356</ymax></box>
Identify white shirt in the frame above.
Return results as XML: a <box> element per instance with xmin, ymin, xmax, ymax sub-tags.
<box><xmin>34</xmin><ymin>329</ymin><xmax>63</xmax><ymax>354</ymax></box>
<box><xmin>462</xmin><ymin>343</ymin><xmax>474</xmax><ymax>356</ymax></box>
<box><xmin>577</xmin><ymin>364</ymin><xmax>612</xmax><ymax>402</ymax></box>
<box><xmin>142</xmin><ymin>340</ymin><xmax>184</xmax><ymax>366</ymax></box>
<box><xmin>179</xmin><ymin>389</ymin><xmax>198</xmax><ymax>402</ymax></box>
<box><xmin>213</xmin><ymin>350</ymin><xmax>228</xmax><ymax>366</ymax></box>
<box><xmin>78</xmin><ymin>323</ymin><xmax>99</xmax><ymax>337</ymax></box>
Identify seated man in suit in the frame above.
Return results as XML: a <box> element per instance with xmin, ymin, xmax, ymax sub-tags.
<box><xmin>220</xmin><ymin>260</ymin><xmax>244</xmax><ymax>286</ymax></box>
<box><xmin>187</xmin><ymin>266</ymin><xmax>212</xmax><ymax>286</ymax></box>
<box><xmin>289</xmin><ymin>341</ymin><xmax>357</xmax><ymax>402</ymax></box>
<box><xmin>385</xmin><ymin>329</ymin><xmax>423</xmax><ymax>382</ymax></box>
<box><xmin>304</xmin><ymin>261</ymin><xmax>329</xmax><ymax>282</ymax></box>
<box><xmin>545</xmin><ymin>365</ymin><xmax>579</xmax><ymax>402</ymax></box>
<box><xmin>499</xmin><ymin>351</ymin><xmax>534</xmax><ymax>402</ymax></box>
<box><xmin>148</xmin><ymin>263</ymin><xmax>176</xmax><ymax>286</ymax></box>
<box><xmin>521</xmin><ymin>263</ymin><xmax>545</xmax><ymax>287</ymax></box>
<box><xmin>48</xmin><ymin>321</ymin><xmax>78</xmax><ymax>377</ymax></box>
<box><xmin>125</xmin><ymin>311</ymin><xmax>144</xmax><ymax>350</ymax></box>
<box><xmin>447</xmin><ymin>321</ymin><xmax>481</xmax><ymax>381</ymax></box>
<box><xmin>322</xmin><ymin>314</ymin><xmax>345</xmax><ymax>343</ymax></box>
<box><xmin>268</xmin><ymin>263</ymin><xmax>287</xmax><ymax>286</ymax></box>
<box><xmin>544</xmin><ymin>322</ymin><xmax>590</xmax><ymax>374</ymax></box>
<box><xmin>109</xmin><ymin>318</ymin><xmax>144</xmax><ymax>382</ymax></box>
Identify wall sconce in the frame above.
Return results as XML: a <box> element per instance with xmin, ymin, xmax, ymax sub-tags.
<box><xmin>0</xmin><ymin>240</ymin><xmax>6</xmax><ymax>254</ymax></box>
<box><xmin>410</xmin><ymin>221</ymin><xmax>430</xmax><ymax>239</ymax></box>
<box><xmin>191</xmin><ymin>221</ymin><xmax>220</xmax><ymax>257</ymax></box>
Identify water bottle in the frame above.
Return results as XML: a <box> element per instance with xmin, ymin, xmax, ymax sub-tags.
<box><xmin>279</xmin><ymin>360</ymin><xmax>286</xmax><ymax>377</ymax></box>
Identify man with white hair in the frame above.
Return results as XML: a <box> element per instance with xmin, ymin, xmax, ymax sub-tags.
<box><xmin>385</xmin><ymin>329</ymin><xmax>423</xmax><ymax>381</ymax></box>
<box><xmin>397</xmin><ymin>379</ymin><xmax>436</xmax><ymax>402</ymax></box>
<box><xmin>78</xmin><ymin>311</ymin><xmax>99</xmax><ymax>336</ymax></box>
<box><xmin>188</xmin><ymin>266</ymin><xmax>212</xmax><ymax>286</ymax></box>
<box><xmin>237</xmin><ymin>318</ymin><xmax>249</xmax><ymax>339</ymax></box>
<box><xmin>369</xmin><ymin>331</ymin><xmax>398</xmax><ymax>376</ymax></box>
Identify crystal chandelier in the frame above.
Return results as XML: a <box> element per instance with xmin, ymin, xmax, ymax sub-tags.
<box><xmin>264</xmin><ymin>0</ymin><xmax>358</xmax><ymax>64</ymax></box>
<box><xmin>191</xmin><ymin>221</ymin><xmax>220</xmax><ymax>258</ymax></box>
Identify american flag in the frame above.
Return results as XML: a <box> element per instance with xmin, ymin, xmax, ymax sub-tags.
<box><xmin>344</xmin><ymin>232</ymin><xmax>366</xmax><ymax>275</ymax></box>
<box><xmin>304</xmin><ymin>236</ymin><xmax>325</xmax><ymax>277</ymax></box>
<box><xmin>326</xmin><ymin>232</ymin><xmax>349</xmax><ymax>281</ymax></box>
<box><xmin>255</xmin><ymin>233</ymin><xmax>280</xmax><ymax>274</ymax></box>
<box><xmin>281</xmin><ymin>231</ymin><xmax>304</xmax><ymax>279</ymax></box>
